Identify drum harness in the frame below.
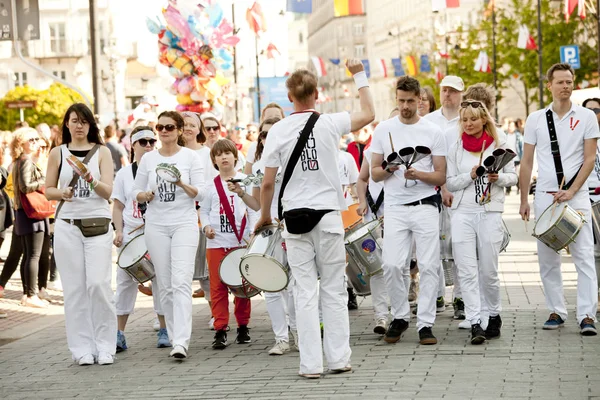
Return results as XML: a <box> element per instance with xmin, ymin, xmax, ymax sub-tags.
<box><xmin>545</xmin><ymin>109</ymin><xmax>581</xmax><ymax>192</ymax></box>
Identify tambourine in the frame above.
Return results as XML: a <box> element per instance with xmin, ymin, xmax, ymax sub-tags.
<box><xmin>229</xmin><ymin>172</ymin><xmax>282</xmax><ymax>186</ymax></box>
<box><xmin>155</xmin><ymin>163</ymin><xmax>181</xmax><ymax>183</ymax></box>
<box><xmin>66</xmin><ymin>155</ymin><xmax>88</xmax><ymax>177</ymax></box>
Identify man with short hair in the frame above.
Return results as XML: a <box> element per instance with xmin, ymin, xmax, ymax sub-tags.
<box><xmin>520</xmin><ymin>63</ymin><xmax>599</xmax><ymax>335</ymax></box>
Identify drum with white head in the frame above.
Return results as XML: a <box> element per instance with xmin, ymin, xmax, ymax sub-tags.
<box><xmin>533</xmin><ymin>203</ymin><xmax>585</xmax><ymax>252</ymax></box>
<box><xmin>219</xmin><ymin>248</ymin><xmax>260</xmax><ymax>298</ymax></box>
<box><xmin>155</xmin><ymin>163</ymin><xmax>181</xmax><ymax>183</ymax></box>
<box><xmin>117</xmin><ymin>235</ymin><xmax>155</xmax><ymax>284</ymax></box>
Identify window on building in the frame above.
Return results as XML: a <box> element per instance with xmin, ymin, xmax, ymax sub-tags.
<box><xmin>353</xmin><ymin>24</ymin><xmax>365</xmax><ymax>36</ymax></box>
<box><xmin>14</xmin><ymin>72</ymin><xmax>27</xmax><ymax>87</ymax></box>
<box><xmin>53</xmin><ymin>70</ymin><xmax>66</xmax><ymax>80</ymax></box>
<box><xmin>49</xmin><ymin>22</ymin><xmax>66</xmax><ymax>53</ymax></box>
<box><xmin>354</xmin><ymin>44</ymin><xmax>365</xmax><ymax>58</ymax></box>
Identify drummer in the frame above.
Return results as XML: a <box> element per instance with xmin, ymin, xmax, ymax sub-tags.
<box><xmin>446</xmin><ymin>100</ymin><xmax>516</xmax><ymax>344</ymax></box>
<box><xmin>113</xmin><ymin>126</ymin><xmax>169</xmax><ymax>351</ymax></box>
<box><xmin>519</xmin><ymin>63</ymin><xmax>599</xmax><ymax>335</ymax></box>
<box><xmin>200</xmin><ymin>139</ymin><xmax>257</xmax><ymax>350</ymax></box>
<box><xmin>132</xmin><ymin>111</ymin><xmax>205</xmax><ymax>359</ymax></box>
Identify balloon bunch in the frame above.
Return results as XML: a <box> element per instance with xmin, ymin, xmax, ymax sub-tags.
<box><xmin>147</xmin><ymin>1</ymin><xmax>239</xmax><ymax>117</ymax></box>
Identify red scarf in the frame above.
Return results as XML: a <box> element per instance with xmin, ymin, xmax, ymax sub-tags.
<box><xmin>235</xmin><ymin>143</ymin><xmax>243</xmax><ymax>151</ymax></box>
<box><xmin>462</xmin><ymin>131</ymin><xmax>494</xmax><ymax>153</ymax></box>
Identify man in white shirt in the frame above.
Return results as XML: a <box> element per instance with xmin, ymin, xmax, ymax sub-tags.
<box><xmin>520</xmin><ymin>63</ymin><xmax>599</xmax><ymax>336</ymax></box>
<box><xmin>256</xmin><ymin>59</ymin><xmax>375</xmax><ymax>378</ymax></box>
<box><xmin>371</xmin><ymin>76</ymin><xmax>447</xmax><ymax>345</ymax></box>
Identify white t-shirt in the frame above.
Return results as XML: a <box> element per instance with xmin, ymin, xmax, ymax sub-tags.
<box><xmin>132</xmin><ymin>147</ymin><xmax>205</xmax><ymax>226</ymax></box>
<box><xmin>587</xmin><ymin>144</ymin><xmax>600</xmax><ymax>201</ymax></box>
<box><xmin>262</xmin><ymin>111</ymin><xmax>350</xmax><ymax>212</ymax></box>
<box><xmin>453</xmin><ymin>149</ymin><xmax>488</xmax><ymax>211</ymax></box>
<box><xmin>112</xmin><ymin>163</ymin><xmax>144</xmax><ymax>231</ymax></box>
<box><xmin>246</xmin><ymin>141</ymin><xmax>258</xmax><ymax>164</ymax></box>
<box><xmin>524</xmin><ymin>103</ymin><xmax>600</xmax><ymax>192</ymax></box>
<box><xmin>252</xmin><ymin>157</ymin><xmax>281</xmax><ymax>218</ymax></box>
<box><xmin>370</xmin><ymin>116</ymin><xmax>446</xmax><ymax>205</ymax></box>
<box><xmin>195</xmin><ymin>146</ymin><xmax>215</xmax><ymax>184</ymax></box>
<box><xmin>200</xmin><ymin>172</ymin><xmax>252</xmax><ymax>249</ymax></box>
<box><xmin>424</xmin><ymin>108</ymin><xmax>459</xmax><ymax>134</ymax></box>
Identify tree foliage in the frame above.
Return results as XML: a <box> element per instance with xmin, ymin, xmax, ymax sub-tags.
<box><xmin>0</xmin><ymin>83</ymin><xmax>86</xmax><ymax>131</ymax></box>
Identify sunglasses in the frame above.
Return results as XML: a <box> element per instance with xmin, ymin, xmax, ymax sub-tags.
<box><xmin>461</xmin><ymin>100</ymin><xmax>484</xmax><ymax>109</ymax></box>
<box><xmin>28</xmin><ymin>137</ymin><xmax>40</xmax><ymax>143</ymax></box>
<box><xmin>155</xmin><ymin>124</ymin><xmax>177</xmax><ymax>132</ymax></box>
<box><xmin>137</xmin><ymin>138</ymin><xmax>157</xmax><ymax>146</ymax></box>
<box><xmin>205</xmin><ymin>126</ymin><xmax>220</xmax><ymax>131</ymax></box>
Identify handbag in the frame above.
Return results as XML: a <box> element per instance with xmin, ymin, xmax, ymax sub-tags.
<box><xmin>16</xmin><ymin>160</ymin><xmax>56</xmax><ymax>220</ymax></box>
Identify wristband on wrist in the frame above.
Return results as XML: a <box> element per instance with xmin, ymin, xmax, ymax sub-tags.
<box><xmin>353</xmin><ymin>71</ymin><xmax>369</xmax><ymax>90</ymax></box>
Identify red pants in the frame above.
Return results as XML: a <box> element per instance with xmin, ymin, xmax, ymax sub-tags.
<box><xmin>206</xmin><ymin>248</ymin><xmax>251</xmax><ymax>331</ymax></box>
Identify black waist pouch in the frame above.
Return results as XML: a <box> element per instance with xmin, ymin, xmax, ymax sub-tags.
<box><xmin>283</xmin><ymin>208</ymin><xmax>333</xmax><ymax>234</ymax></box>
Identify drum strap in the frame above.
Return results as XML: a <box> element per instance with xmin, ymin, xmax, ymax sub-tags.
<box><xmin>214</xmin><ymin>176</ymin><xmax>247</xmax><ymax>244</ymax></box>
<box><xmin>131</xmin><ymin>161</ymin><xmax>138</xmax><ymax>179</ymax></box>
<box><xmin>545</xmin><ymin>109</ymin><xmax>581</xmax><ymax>191</ymax></box>
<box><xmin>366</xmin><ymin>187</ymin><xmax>384</xmax><ymax>215</ymax></box>
<box><xmin>278</xmin><ymin>112</ymin><xmax>321</xmax><ymax>221</ymax></box>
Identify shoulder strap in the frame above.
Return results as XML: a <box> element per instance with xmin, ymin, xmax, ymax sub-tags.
<box><xmin>278</xmin><ymin>112</ymin><xmax>320</xmax><ymax>220</ymax></box>
<box><xmin>55</xmin><ymin>144</ymin><xmax>101</xmax><ymax>218</ymax></box>
<box><xmin>214</xmin><ymin>175</ymin><xmax>247</xmax><ymax>244</ymax></box>
<box><xmin>545</xmin><ymin>109</ymin><xmax>579</xmax><ymax>190</ymax></box>
<box><xmin>366</xmin><ymin>186</ymin><xmax>384</xmax><ymax>216</ymax></box>
<box><xmin>132</xmin><ymin>161</ymin><xmax>138</xmax><ymax>179</ymax></box>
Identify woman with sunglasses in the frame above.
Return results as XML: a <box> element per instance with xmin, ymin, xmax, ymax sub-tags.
<box><xmin>202</xmin><ymin>116</ymin><xmax>223</xmax><ymax>149</ymax></box>
<box><xmin>133</xmin><ymin>111</ymin><xmax>204</xmax><ymax>359</ymax></box>
<box><xmin>113</xmin><ymin>126</ymin><xmax>169</xmax><ymax>352</ymax></box>
<box><xmin>45</xmin><ymin>103</ymin><xmax>116</xmax><ymax>365</ymax></box>
<box><xmin>445</xmin><ymin>100</ymin><xmax>516</xmax><ymax>345</ymax></box>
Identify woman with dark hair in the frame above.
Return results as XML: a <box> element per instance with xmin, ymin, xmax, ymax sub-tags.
<box><xmin>243</xmin><ymin>117</ymin><xmax>281</xmax><ymax>174</ymax></box>
<box><xmin>418</xmin><ymin>87</ymin><xmax>437</xmax><ymax>117</ymax></box>
<box><xmin>45</xmin><ymin>103</ymin><xmax>117</xmax><ymax>366</ymax></box>
<box><xmin>202</xmin><ymin>116</ymin><xmax>222</xmax><ymax>149</ymax></box>
<box><xmin>133</xmin><ymin>110</ymin><xmax>205</xmax><ymax>359</ymax></box>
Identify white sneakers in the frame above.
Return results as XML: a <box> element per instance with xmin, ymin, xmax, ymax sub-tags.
<box><xmin>38</xmin><ymin>288</ymin><xmax>51</xmax><ymax>301</ymax></box>
<box><xmin>373</xmin><ymin>318</ymin><xmax>388</xmax><ymax>335</ymax></box>
<box><xmin>170</xmin><ymin>345</ymin><xmax>187</xmax><ymax>359</ymax></box>
<box><xmin>458</xmin><ymin>320</ymin><xmax>470</xmax><ymax>329</ymax></box>
<box><xmin>78</xmin><ymin>354</ymin><xmax>95</xmax><ymax>366</ymax></box>
<box><xmin>47</xmin><ymin>280</ymin><xmax>63</xmax><ymax>291</ymax></box>
<box><xmin>268</xmin><ymin>340</ymin><xmax>290</xmax><ymax>355</ymax></box>
<box><xmin>97</xmin><ymin>352</ymin><xmax>114</xmax><ymax>365</ymax></box>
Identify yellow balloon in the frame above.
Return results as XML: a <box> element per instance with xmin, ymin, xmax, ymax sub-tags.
<box><xmin>215</xmin><ymin>72</ymin><xmax>230</xmax><ymax>86</ymax></box>
<box><xmin>176</xmin><ymin>94</ymin><xmax>194</xmax><ymax>105</ymax></box>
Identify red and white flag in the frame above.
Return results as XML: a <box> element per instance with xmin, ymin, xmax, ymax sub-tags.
<box><xmin>432</xmin><ymin>0</ymin><xmax>460</xmax><ymax>12</ymax></box>
<box><xmin>311</xmin><ymin>57</ymin><xmax>327</xmax><ymax>77</ymax></box>
<box><xmin>435</xmin><ymin>67</ymin><xmax>444</xmax><ymax>83</ymax></box>
<box><xmin>565</xmin><ymin>0</ymin><xmax>586</xmax><ymax>22</ymax></box>
<box><xmin>246</xmin><ymin>2</ymin><xmax>267</xmax><ymax>35</ymax></box>
<box><xmin>474</xmin><ymin>51</ymin><xmax>491</xmax><ymax>73</ymax></box>
<box><xmin>376</xmin><ymin>59</ymin><xmax>388</xmax><ymax>78</ymax></box>
<box><xmin>517</xmin><ymin>25</ymin><xmax>537</xmax><ymax>50</ymax></box>
<box><xmin>266</xmin><ymin>43</ymin><xmax>280</xmax><ymax>59</ymax></box>
<box><xmin>438</xmin><ymin>51</ymin><xmax>450</xmax><ymax>59</ymax></box>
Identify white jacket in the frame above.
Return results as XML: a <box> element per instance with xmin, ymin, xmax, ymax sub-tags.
<box><xmin>446</xmin><ymin>131</ymin><xmax>518</xmax><ymax>213</ymax></box>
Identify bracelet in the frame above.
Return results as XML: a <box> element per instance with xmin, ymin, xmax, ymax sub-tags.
<box><xmin>238</xmin><ymin>191</ymin><xmax>246</xmax><ymax>199</ymax></box>
<box><xmin>353</xmin><ymin>71</ymin><xmax>369</xmax><ymax>90</ymax></box>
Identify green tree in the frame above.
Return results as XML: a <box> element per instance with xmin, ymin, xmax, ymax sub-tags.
<box><xmin>0</xmin><ymin>83</ymin><xmax>86</xmax><ymax>131</ymax></box>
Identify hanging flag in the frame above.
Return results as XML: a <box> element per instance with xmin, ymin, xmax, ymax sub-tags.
<box><xmin>246</xmin><ymin>2</ymin><xmax>268</xmax><ymax>35</ymax></box>
<box><xmin>435</xmin><ymin>67</ymin><xmax>444</xmax><ymax>83</ymax></box>
<box><xmin>420</xmin><ymin>55</ymin><xmax>431</xmax><ymax>73</ymax></box>
<box><xmin>334</xmin><ymin>0</ymin><xmax>364</xmax><ymax>17</ymax></box>
<box><xmin>474</xmin><ymin>51</ymin><xmax>491</xmax><ymax>73</ymax></box>
<box><xmin>517</xmin><ymin>25</ymin><xmax>537</xmax><ymax>50</ymax></box>
<box><xmin>432</xmin><ymin>0</ymin><xmax>460</xmax><ymax>12</ymax></box>
<box><xmin>311</xmin><ymin>57</ymin><xmax>327</xmax><ymax>77</ymax></box>
<box><xmin>362</xmin><ymin>59</ymin><xmax>371</xmax><ymax>78</ymax></box>
<box><xmin>329</xmin><ymin>58</ymin><xmax>341</xmax><ymax>65</ymax></box>
<box><xmin>405</xmin><ymin>56</ymin><xmax>418</xmax><ymax>76</ymax></box>
<box><xmin>266</xmin><ymin>43</ymin><xmax>280</xmax><ymax>59</ymax></box>
<box><xmin>376</xmin><ymin>59</ymin><xmax>388</xmax><ymax>78</ymax></box>
<box><xmin>287</xmin><ymin>0</ymin><xmax>312</xmax><ymax>13</ymax></box>
<box><xmin>564</xmin><ymin>0</ymin><xmax>586</xmax><ymax>22</ymax></box>
<box><xmin>392</xmin><ymin>58</ymin><xmax>405</xmax><ymax>77</ymax></box>
<box><xmin>439</xmin><ymin>51</ymin><xmax>450</xmax><ymax>59</ymax></box>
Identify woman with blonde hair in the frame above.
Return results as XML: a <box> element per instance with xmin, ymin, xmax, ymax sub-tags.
<box><xmin>445</xmin><ymin>100</ymin><xmax>517</xmax><ymax>345</ymax></box>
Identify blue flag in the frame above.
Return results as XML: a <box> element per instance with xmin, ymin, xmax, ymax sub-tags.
<box><xmin>362</xmin><ymin>59</ymin><xmax>371</xmax><ymax>78</ymax></box>
<box><xmin>420</xmin><ymin>55</ymin><xmax>431</xmax><ymax>73</ymax></box>
<box><xmin>329</xmin><ymin>58</ymin><xmax>341</xmax><ymax>65</ymax></box>
<box><xmin>287</xmin><ymin>0</ymin><xmax>312</xmax><ymax>13</ymax></box>
<box><xmin>392</xmin><ymin>58</ymin><xmax>405</xmax><ymax>77</ymax></box>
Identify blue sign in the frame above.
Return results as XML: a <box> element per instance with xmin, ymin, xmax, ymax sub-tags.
<box><xmin>560</xmin><ymin>45</ymin><xmax>580</xmax><ymax>69</ymax></box>
<box><xmin>253</xmin><ymin>77</ymin><xmax>294</xmax><ymax>122</ymax></box>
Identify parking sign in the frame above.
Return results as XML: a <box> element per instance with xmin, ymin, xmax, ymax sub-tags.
<box><xmin>560</xmin><ymin>45</ymin><xmax>581</xmax><ymax>69</ymax></box>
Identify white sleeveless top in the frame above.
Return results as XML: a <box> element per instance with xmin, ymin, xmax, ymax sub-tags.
<box><xmin>57</xmin><ymin>144</ymin><xmax>111</xmax><ymax>219</ymax></box>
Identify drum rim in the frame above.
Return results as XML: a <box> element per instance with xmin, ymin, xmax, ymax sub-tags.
<box><xmin>117</xmin><ymin>234</ymin><xmax>147</xmax><ymax>268</ymax></box>
<box><xmin>218</xmin><ymin>247</ymin><xmax>247</xmax><ymax>286</ymax></box>
<box><xmin>344</xmin><ymin>219</ymin><xmax>382</xmax><ymax>243</ymax></box>
<box><xmin>533</xmin><ymin>202</ymin><xmax>571</xmax><ymax>236</ymax></box>
<box><xmin>239</xmin><ymin>253</ymin><xmax>289</xmax><ymax>292</ymax></box>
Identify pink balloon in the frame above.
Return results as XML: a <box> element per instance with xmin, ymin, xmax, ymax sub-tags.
<box><xmin>175</xmin><ymin>104</ymin><xmax>189</xmax><ymax>112</ymax></box>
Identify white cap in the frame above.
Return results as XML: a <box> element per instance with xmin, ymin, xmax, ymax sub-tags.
<box><xmin>131</xmin><ymin>129</ymin><xmax>155</xmax><ymax>144</ymax></box>
<box><xmin>440</xmin><ymin>75</ymin><xmax>464</xmax><ymax>91</ymax></box>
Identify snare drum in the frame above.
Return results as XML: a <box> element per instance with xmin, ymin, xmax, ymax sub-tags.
<box><xmin>533</xmin><ymin>203</ymin><xmax>586</xmax><ymax>252</ymax></box>
<box><xmin>344</xmin><ymin>219</ymin><xmax>384</xmax><ymax>277</ymax></box>
<box><xmin>219</xmin><ymin>248</ymin><xmax>260</xmax><ymax>298</ymax></box>
<box><xmin>345</xmin><ymin>253</ymin><xmax>371</xmax><ymax>296</ymax></box>
<box><xmin>156</xmin><ymin>163</ymin><xmax>181</xmax><ymax>183</ymax></box>
<box><xmin>341</xmin><ymin>204</ymin><xmax>362</xmax><ymax>231</ymax></box>
<box><xmin>240</xmin><ymin>224</ymin><xmax>289</xmax><ymax>292</ymax></box>
<box><xmin>117</xmin><ymin>235</ymin><xmax>155</xmax><ymax>284</ymax></box>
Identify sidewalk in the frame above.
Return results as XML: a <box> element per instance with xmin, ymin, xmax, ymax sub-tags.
<box><xmin>0</xmin><ymin>194</ymin><xmax>599</xmax><ymax>399</ymax></box>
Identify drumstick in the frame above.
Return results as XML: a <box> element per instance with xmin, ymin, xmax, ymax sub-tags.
<box><xmin>388</xmin><ymin>132</ymin><xmax>395</xmax><ymax>153</ymax></box>
<box><xmin>550</xmin><ymin>176</ymin><xmax>566</xmax><ymax>221</ymax></box>
<box><xmin>128</xmin><ymin>223</ymin><xmax>145</xmax><ymax>235</ymax></box>
<box><xmin>524</xmin><ymin>220</ymin><xmax>528</xmax><ymax>233</ymax></box>
<box><xmin>478</xmin><ymin>140</ymin><xmax>486</xmax><ymax>165</ymax></box>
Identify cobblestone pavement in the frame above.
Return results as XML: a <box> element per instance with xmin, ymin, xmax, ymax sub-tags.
<box><xmin>0</xmin><ymin>195</ymin><xmax>599</xmax><ymax>399</ymax></box>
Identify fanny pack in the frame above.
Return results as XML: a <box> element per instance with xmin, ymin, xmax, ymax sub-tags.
<box><xmin>63</xmin><ymin>217</ymin><xmax>111</xmax><ymax>237</ymax></box>
<box><xmin>283</xmin><ymin>208</ymin><xmax>332</xmax><ymax>235</ymax></box>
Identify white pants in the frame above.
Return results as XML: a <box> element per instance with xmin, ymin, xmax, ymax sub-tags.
<box><xmin>440</xmin><ymin>206</ymin><xmax>462</xmax><ymax>299</ymax></box>
<box><xmin>265</xmin><ymin>277</ymin><xmax>297</xmax><ymax>342</ymax></box>
<box><xmin>383</xmin><ymin>204</ymin><xmax>440</xmax><ymax>330</ymax></box>
<box><xmin>283</xmin><ymin>211</ymin><xmax>351</xmax><ymax>375</ymax></box>
<box><xmin>370</xmin><ymin>272</ymin><xmax>389</xmax><ymax>319</ymax></box>
<box><xmin>115</xmin><ymin>231</ymin><xmax>163</xmax><ymax>316</ymax></box>
<box><xmin>535</xmin><ymin>192</ymin><xmax>598</xmax><ymax>323</ymax></box>
<box><xmin>452</xmin><ymin>211</ymin><xmax>503</xmax><ymax>324</ymax></box>
<box><xmin>145</xmin><ymin>222</ymin><xmax>199</xmax><ymax>350</ymax></box>
<box><xmin>54</xmin><ymin>219</ymin><xmax>117</xmax><ymax>360</ymax></box>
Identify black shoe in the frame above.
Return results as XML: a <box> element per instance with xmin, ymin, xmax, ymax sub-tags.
<box><xmin>418</xmin><ymin>327</ymin><xmax>438</xmax><ymax>345</ymax></box>
<box><xmin>347</xmin><ymin>287</ymin><xmax>358</xmax><ymax>310</ymax></box>
<box><xmin>485</xmin><ymin>315</ymin><xmax>502</xmax><ymax>339</ymax></box>
<box><xmin>383</xmin><ymin>319</ymin><xmax>409</xmax><ymax>343</ymax></box>
<box><xmin>236</xmin><ymin>325</ymin><xmax>251</xmax><ymax>344</ymax></box>
<box><xmin>471</xmin><ymin>323</ymin><xmax>486</xmax><ymax>345</ymax></box>
<box><xmin>453</xmin><ymin>298</ymin><xmax>465</xmax><ymax>320</ymax></box>
<box><xmin>212</xmin><ymin>329</ymin><xmax>228</xmax><ymax>350</ymax></box>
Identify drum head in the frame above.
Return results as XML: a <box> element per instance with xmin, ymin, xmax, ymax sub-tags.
<box><xmin>534</xmin><ymin>203</ymin><xmax>566</xmax><ymax>235</ymax></box>
<box><xmin>345</xmin><ymin>219</ymin><xmax>381</xmax><ymax>244</ymax></box>
<box><xmin>156</xmin><ymin>167</ymin><xmax>179</xmax><ymax>183</ymax></box>
<box><xmin>240</xmin><ymin>255</ymin><xmax>288</xmax><ymax>292</ymax></box>
<box><xmin>219</xmin><ymin>248</ymin><xmax>246</xmax><ymax>286</ymax></box>
<box><xmin>118</xmin><ymin>235</ymin><xmax>147</xmax><ymax>267</ymax></box>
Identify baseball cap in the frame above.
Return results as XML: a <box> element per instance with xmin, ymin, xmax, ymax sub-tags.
<box><xmin>440</xmin><ymin>76</ymin><xmax>465</xmax><ymax>91</ymax></box>
<box><xmin>131</xmin><ymin>129</ymin><xmax>155</xmax><ymax>144</ymax></box>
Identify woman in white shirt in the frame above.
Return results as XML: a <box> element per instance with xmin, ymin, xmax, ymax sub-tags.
<box><xmin>133</xmin><ymin>111</ymin><xmax>205</xmax><ymax>359</ymax></box>
<box><xmin>446</xmin><ymin>100</ymin><xmax>517</xmax><ymax>345</ymax></box>
<box><xmin>244</xmin><ymin>105</ymin><xmax>286</xmax><ymax>174</ymax></box>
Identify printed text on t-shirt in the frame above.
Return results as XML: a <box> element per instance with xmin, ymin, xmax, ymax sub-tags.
<box><xmin>219</xmin><ymin>194</ymin><xmax>235</xmax><ymax>233</ymax></box>
<box><xmin>300</xmin><ymin>132</ymin><xmax>319</xmax><ymax>171</ymax></box>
